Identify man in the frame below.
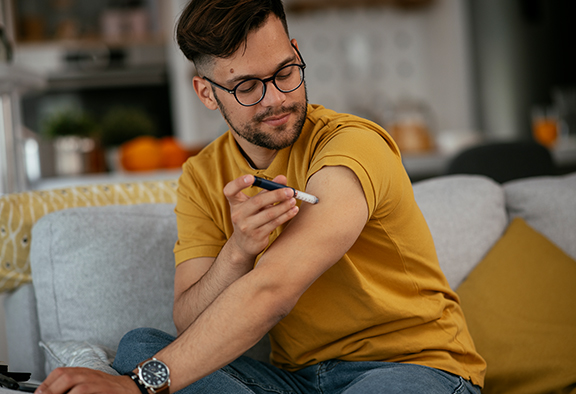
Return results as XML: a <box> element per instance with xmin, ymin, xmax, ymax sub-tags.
<box><xmin>36</xmin><ymin>0</ymin><xmax>486</xmax><ymax>393</ymax></box>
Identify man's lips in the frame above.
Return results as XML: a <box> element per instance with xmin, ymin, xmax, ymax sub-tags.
<box><xmin>261</xmin><ymin>112</ymin><xmax>291</xmax><ymax>127</ymax></box>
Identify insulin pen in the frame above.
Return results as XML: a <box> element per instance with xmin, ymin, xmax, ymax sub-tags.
<box><xmin>252</xmin><ymin>176</ymin><xmax>319</xmax><ymax>205</ymax></box>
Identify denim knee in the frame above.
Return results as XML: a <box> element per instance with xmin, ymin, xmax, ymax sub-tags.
<box><xmin>113</xmin><ymin>327</ymin><xmax>176</xmax><ymax>374</ymax></box>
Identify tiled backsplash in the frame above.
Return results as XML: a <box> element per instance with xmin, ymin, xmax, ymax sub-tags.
<box><xmin>291</xmin><ymin>7</ymin><xmax>428</xmax><ymax>124</ymax></box>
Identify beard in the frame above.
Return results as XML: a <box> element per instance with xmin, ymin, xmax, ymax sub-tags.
<box><xmin>214</xmin><ymin>84</ymin><xmax>308</xmax><ymax>151</ymax></box>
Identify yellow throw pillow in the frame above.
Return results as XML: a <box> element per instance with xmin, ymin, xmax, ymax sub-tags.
<box><xmin>457</xmin><ymin>218</ymin><xmax>576</xmax><ymax>394</ymax></box>
<box><xmin>0</xmin><ymin>180</ymin><xmax>178</xmax><ymax>292</ymax></box>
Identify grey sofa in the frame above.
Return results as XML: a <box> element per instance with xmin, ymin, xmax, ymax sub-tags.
<box><xmin>3</xmin><ymin>173</ymin><xmax>576</xmax><ymax>393</ymax></box>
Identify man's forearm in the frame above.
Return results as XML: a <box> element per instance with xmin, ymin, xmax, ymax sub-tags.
<box><xmin>159</xmin><ymin>266</ymin><xmax>294</xmax><ymax>392</ymax></box>
<box><xmin>173</xmin><ymin>240</ymin><xmax>256</xmax><ymax>334</ymax></box>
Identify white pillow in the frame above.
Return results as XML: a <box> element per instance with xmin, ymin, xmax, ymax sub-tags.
<box><xmin>40</xmin><ymin>340</ymin><xmax>118</xmax><ymax>376</ymax></box>
<box><xmin>504</xmin><ymin>172</ymin><xmax>576</xmax><ymax>260</ymax></box>
<box><xmin>413</xmin><ymin>175</ymin><xmax>508</xmax><ymax>289</ymax></box>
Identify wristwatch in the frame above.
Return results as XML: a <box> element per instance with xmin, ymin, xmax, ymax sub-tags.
<box><xmin>127</xmin><ymin>357</ymin><xmax>171</xmax><ymax>394</ymax></box>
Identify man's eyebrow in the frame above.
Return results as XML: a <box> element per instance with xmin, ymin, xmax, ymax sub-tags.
<box><xmin>226</xmin><ymin>52</ymin><xmax>299</xmax><ymax>86</ymax></box>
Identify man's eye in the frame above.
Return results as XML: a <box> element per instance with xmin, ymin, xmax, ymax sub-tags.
<box><xmin>238</xmin><ymin>80</ymin><xmax>259</xmax><ymax>93</ymax></box>
<box><xmin>276</xmin><ymin>68</ymin><xmax>294</xmax><ymax>80</ymax></box>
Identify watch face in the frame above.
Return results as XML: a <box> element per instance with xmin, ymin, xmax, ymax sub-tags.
<box><xmin>140</xmin><ymin>359</ymin><xmax>169</xmax><ymax>388</ymax></box>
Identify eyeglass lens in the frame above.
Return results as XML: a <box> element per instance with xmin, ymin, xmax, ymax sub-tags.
<box><xmin>235</xmin><ymin>65</ymin><xmax>304</xmax><ymax>106</ymax></box>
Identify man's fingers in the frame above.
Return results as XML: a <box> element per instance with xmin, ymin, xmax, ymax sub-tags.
<box><xmin>223</xmin><ymin>175</ymin><xmax>254</xmax><ymax>203</ymax></box>
<box><xmin>223</xmin><ymin>174</ymin><xmax>299</xmax><ymax>257</ymax></box>
<box><xmin>225</xmin><ymin>175</ymin><xmax>294</xmax><ymax>208</ymax></box>
<box><xmin>36</xmin><ymin>368</ymin><xmax>137</xmax><ymax>394</ymax></box>
<box><xmin>271</xmin><ymin>174</ymin><xmax>288</xmax><ymax>186</ymax></box>
<box><xmin>36</xmin><ymin>368</ymin><xmax>79</xmax><ymax>394</ymax></box>
<box><xmin>253</xmin><ymin>198</ymin><xmax>299</xmax><ymax>233</ymax></box>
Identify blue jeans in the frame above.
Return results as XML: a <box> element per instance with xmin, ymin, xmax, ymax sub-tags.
<box><xmin>112</xmin><ymin>328</ymin><xmax>482</xmax><ymax>394</ymax></box>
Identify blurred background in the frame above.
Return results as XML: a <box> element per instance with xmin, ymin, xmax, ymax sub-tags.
<box><xmin>1</xmin><ymin>0</ymin><xmax>576</xmax><ymax>194</ymax></box>
<box><xmin>1</xmin><ymin>0</ymin><xmax>575</xmax><ymax>364</ymax></box>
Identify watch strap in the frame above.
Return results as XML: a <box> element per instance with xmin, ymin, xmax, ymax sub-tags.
<box><xmin>153</xmin><ymin>385</ymin><xmax>170</xmax><ymax>394</ymax></box>
<box><xmin>124</xmin><ymin>371</ymin><xmax>149</xmax><ymax>394</ymax></box>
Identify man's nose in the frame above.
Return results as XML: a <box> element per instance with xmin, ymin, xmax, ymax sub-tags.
<box><xmin>259</xmin><ymin>80</ymin><xmax>287</xmax><ymax>106</ymax></box>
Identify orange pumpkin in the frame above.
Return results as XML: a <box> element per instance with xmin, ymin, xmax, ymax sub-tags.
<box><xmin>159</xmin><ymin>137</ymin><xmax>189</xmax><ymax>169</ymax></box>
<box><xmin>119</xmin><ymin>136</ymin><xmax>162</xmax><ymax>171</ymax></box>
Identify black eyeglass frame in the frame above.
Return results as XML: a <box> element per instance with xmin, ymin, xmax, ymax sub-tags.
<box><xmin>203</xmin><ymin>43</ymin><xmax>306</xmax><ymax>107</ymax></box>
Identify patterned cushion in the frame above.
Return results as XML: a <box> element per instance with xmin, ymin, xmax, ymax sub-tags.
<box><xmin>0</xmin><ymin>180</ymin><xmax>178</xmax><ymax>292</ymax></box>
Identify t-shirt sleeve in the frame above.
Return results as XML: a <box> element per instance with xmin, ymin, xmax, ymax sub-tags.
<box><xmin>173</xmin><ymin>164</ymin><xmax>227</xmax><ymax>267</ymax></box>
<box><xmin>307</xmin><ymin>127</ymin><xmax>405</xmax><ymax>216</ymax></box>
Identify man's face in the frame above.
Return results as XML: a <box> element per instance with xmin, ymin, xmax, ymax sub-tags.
<box><xmin>207</xmin><ymin>16</ymin><xmax>308</xmax><ymax>151</ymax></box>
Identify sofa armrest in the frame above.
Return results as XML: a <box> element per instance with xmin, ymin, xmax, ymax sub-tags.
<box><xmin>4</xmin><ymin>283</ymin><xmax>45</xmax><ymax>381</ymax></box>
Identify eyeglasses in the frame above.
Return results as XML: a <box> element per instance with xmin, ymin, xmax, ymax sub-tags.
<box><xmin>203</xmin><ymin>44</ymin><xmax>306</xmax><ymax>107</ymax></box>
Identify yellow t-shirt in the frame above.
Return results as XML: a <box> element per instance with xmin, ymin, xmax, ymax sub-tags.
<box><xmin>174</xmin><ymin>104</ymin><xmax>486</xmax><ymax>387</ymax></box>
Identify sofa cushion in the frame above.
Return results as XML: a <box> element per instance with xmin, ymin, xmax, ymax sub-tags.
<box><xmin>30</xmin><ymin>204</ymin><xmax>178</xmax><ymax>375</ymax></box>
<box><xmin>504</xmin><ymin>171</ymin><xmax>576</xmax><ymax>260</ymax></box>
<box><xmin>413</xmin><ymin>175</ymin><xmax>508</xmax><ymax>289</ymax></box>
<box><xmin>457</xmin><ymin>218</ymin><xmax>576</xmax><ymax>394</ymax></box>
<box><xmin>0</xmin><ymin>180</ymin><xmax>178</xmax><ymax>292</ymax></box>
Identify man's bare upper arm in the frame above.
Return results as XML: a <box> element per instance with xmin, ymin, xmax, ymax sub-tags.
<box><xmin>254</xmin><ymin>165</ymin><xmax>369</xmax><ymax>298</ymax></box>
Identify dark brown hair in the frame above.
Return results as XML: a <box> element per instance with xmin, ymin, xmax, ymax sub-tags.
<box><xmin>176</xmin><ymin>0</ymin><xmax>289</xmax><ymax>71</ymax></box>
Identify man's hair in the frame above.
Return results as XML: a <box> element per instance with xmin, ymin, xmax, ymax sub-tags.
<box><xmin>176</xmin><ymin>0</ymin><xmax>289</xmax><ymax>72</ymax></box>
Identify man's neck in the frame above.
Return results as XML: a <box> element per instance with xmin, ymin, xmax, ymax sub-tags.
<box><xmin>235</xmin><ymin>138</ymin><xmax>278</xmax><ymax>170</ymax></box>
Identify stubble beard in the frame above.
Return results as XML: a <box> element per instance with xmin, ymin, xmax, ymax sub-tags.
<box><xmin>214</xmin><ymin>85</ymin><xmax>309</xmax><ymax>151</ymax></box>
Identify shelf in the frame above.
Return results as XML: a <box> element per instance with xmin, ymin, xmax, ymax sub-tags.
<box><xmin>12</xmin><ymin>40</ymin><xmax>167</xmax><ymax>89</ymax></box>
<box><xmin>45</xmin><ymin>65</ymin><xmax>167</xmax><ymax>90</ymax></box>
<box><xmin>286</xmin><ymin>0</ymin><xmax>434</xmax><ymax>13</ymax></box>
<box><xmin>15</xmin><ymin>35</ymin><xmax>166</xmax><ymax>50</ymax></box>
<box><xmin>0</xmin><ymin>63</ymin><xmax>46</xmax><ymax>93</ymax></box>
<box><xmin>11</xmin><ymin>0</ymin><xmax>166</xmax><ymax>49</ymax></box>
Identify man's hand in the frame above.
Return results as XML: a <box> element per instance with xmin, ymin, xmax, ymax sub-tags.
<box><xmin>224</xmin><ymin>174</ymin><xmax>299</xmax><ymax>261</ymax></box>
<box><xmin>35</xmin><ymin>368</ymin><xmax>138</xmax><ymax>394</ymax></box>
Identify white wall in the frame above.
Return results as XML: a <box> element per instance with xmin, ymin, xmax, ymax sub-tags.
<box><xmin>469</xmin><ymin>0</ymin><xmax>528</xmax><ymax>139</ymax></box>
<box><xmin>421</xmin><ymin>0</ymin><xmax>476</xmax><ymax>135</ymax></box>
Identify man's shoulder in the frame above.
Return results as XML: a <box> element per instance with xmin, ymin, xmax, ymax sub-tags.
<box><xmin>306</xmin><ymin>104</ymin><xmax>385</xmax><ymax>134</ymax></box>
<box><xmin>305</xmin><ymin>104</ymin><xmax>398</xmax><ymax>154</ymax></box>
<box><xmin>305</xmin><ymin>104</ymin><xmax>345</xmax><ymax>127</ymax></box>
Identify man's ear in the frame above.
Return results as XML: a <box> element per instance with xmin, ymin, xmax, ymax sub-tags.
<box><xmin>193</xmin><ymin>76</ymin><xmax>219</xmax><ymax>110</ymax></box>
<box><xmin>291</xmin><ymin>38</ymin><xmax>299</xmax><ymax>50</ymax></box>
